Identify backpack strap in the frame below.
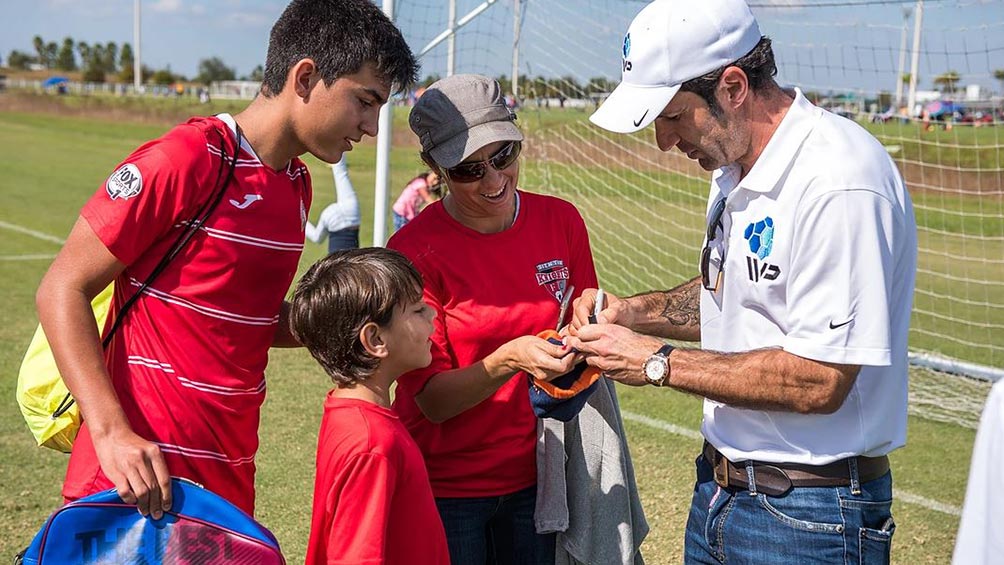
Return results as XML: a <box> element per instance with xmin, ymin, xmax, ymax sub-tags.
<box><xmin>53</xmin><ymin>124</ymin><xmax>244</xmax><ymax>419</ymax></box>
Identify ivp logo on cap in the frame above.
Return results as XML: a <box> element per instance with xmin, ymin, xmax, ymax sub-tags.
<box><xmin>622</xmin><ymin>33</ymin><xmax>633</xmax><ymax>72</ymax></box>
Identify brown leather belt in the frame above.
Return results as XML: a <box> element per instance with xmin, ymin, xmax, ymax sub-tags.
<box><xmin>703</xmin><ymin>441</ymin><xmax>890</xmax><ymax>497</ymax></box>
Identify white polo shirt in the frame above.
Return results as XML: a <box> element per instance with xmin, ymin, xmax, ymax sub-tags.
<box><xmin>699</xmin><ymin>88</ymin><xmax>917</xmax><ymax>465</ymax></box>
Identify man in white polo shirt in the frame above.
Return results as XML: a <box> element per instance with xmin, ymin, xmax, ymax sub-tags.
<box><xmin>566</xmin><ymin>0</ymin><xmax>917</xmax><ymax>563</ymax></box>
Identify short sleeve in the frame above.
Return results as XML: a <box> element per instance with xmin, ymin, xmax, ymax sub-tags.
<box><xmin>80</xmin><ymin>126</ymin><xmax>212</xmax><ymax>266</ymax></box>
<box><xmin>565</xmin><ymin>204</ymin><xmax>599</xmax><ymax>293</ymax></box>
<box><xmin>323</xmin><ymin>453</ymin><xmax>398</xmax><ymax>564</ymax></box>
<box><xmin>390</xmin><ymin>249</ymin><xmax>456</xmax><ymax>395</ymax></box>
<box><xmin>783</xmin><ymin>189</ymin><xmax>898</xmax><ymax>366</ymax></box>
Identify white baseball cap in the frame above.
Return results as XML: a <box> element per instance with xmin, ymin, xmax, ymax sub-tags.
<box><xmin>590</xmin><ymin>0</ymin><xmax>762</xmax><ymax>134</ymax></box>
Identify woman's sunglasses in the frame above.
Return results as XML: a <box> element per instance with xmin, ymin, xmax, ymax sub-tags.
<box><xmin>445</xmin><ymin>141</ymin><xmax>522</xmax><ymax>183</ymax></box>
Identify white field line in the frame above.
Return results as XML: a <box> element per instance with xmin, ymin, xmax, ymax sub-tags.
<box><xmin>0</xmin><ymin>220</ymin><xmax>66</xmax><ymax>245</ymax></box>
<box><xmin>620</xmin><ymin>410</ymin><xmax>963</xmax><ymax>517</ymax></box>
<box><xmin>0</xmin><ymin>253</ymin><xmax>56</xmax><ymax>261</ymax></box>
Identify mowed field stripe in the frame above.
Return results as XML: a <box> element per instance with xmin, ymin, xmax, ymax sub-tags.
<box><xmin>620</xmin><ymin>410</ymin><xmax>963</xmax><ymax>517</ymax></box>
<box><xmin>0</xmin><ymin>220</ymin><xmax>65</xmax><ymax>245</ymax></box>
<box><xmin>0</xmin><ymin>253</ymin><xmax>56</xmax><ymax>261</ymax></box>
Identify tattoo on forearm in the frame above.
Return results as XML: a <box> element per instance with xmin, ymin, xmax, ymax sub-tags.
<box><xmin>658</xmin><ymin>279</ymin><xmax>700</xmax><ymax>327</ymax></box>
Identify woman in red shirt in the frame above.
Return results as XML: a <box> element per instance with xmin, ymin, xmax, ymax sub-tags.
<box><xmin>387</xmin><ymin>74</ymin><xmax>599</xmax><ymax>565</ymax></box>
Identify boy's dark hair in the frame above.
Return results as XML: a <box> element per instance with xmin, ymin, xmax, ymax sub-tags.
<box><xmin>679</xmin><ymin>36</ymin><xmax>777</xmax><ymax>118</ymax></box>
<box><xmin>290</xmin><ymin>247</ymin><xmax>424</xmax><ymax>387</ymax></box>
<box><xmin>261</xmin><ymin>0</ymin><xmax>419</xmax><ymax>97</ymax></box>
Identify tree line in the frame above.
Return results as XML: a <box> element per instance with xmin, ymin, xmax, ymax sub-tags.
<box><xmin>5</xmin><ymin>35</ymin><xmax>263</xmax><ymax>86</ymax></box>
<box><xmin>418</xmin><ymin>73</ymin><xmax>620</xmax><ymax>99</ymax></box>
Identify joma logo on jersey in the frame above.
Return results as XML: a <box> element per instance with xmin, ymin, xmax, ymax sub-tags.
<box><xmin>105</xmin><ymin>163</ymin><xmax>143</xmax><ymax>200</ymax></box>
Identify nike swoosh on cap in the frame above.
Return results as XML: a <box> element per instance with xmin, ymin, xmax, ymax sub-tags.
<box><xmin>633</xmin><ymin>109</ymin><xmax>649</xmax><ymax>128</ymax></box>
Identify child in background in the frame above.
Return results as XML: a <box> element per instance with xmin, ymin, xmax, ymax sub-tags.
<box><xmin>289</xmin><ymin>248</ymin><xmax>448</xmax><ymax>565</ymax></box>
<box><xmin>305</xmin><ymin>156</ymin><xmax>361</xmax><ymax>253</ymax></box>
<box><xmin>392</xmin><ymin>171</ymin><xmax>440</xmax><ymax>231</ymax></box>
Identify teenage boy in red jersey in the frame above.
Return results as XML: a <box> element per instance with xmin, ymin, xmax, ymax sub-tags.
<box><xmin>34</xmin><ymin>0</ymin><xmax>418</xmax><ymax>520</ymax></box>
<box><xmin>290</xmin><ymin>248</ymin><xmax>449</xmax><ymax>565</ymax></box>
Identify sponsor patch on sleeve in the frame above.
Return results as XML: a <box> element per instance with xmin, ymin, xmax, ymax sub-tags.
<box><xmin>105</xmin><ymin>163</ymin><xmax>143</xmax><ymax>200</ymax></box>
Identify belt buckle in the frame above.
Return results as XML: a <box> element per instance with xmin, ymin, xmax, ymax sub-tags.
<box><xmin>754</xmin><ymin>465</ymin><xmax>794</xmax><ymax>497</ymax></box>
<box><xmin>712</xmin><ymin>451</ymin><xmax>729</xmax><ymax>489</ymax></box>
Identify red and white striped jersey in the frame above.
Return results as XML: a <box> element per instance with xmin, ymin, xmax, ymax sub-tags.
<box><xmin>65</xmin><ymin>115</ymin><xmax>312</xmax><ymax>515</ymax></box>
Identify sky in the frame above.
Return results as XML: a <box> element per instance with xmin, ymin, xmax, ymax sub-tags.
<box><xmin>1</xmin><ymin>0</ymin><xmax>285</xmax><ymax>78</ymax></box>
<box><xmin>2</xmin><ymin>0</ymin><xmax>1002</xmax><ymax>95</ymax></box>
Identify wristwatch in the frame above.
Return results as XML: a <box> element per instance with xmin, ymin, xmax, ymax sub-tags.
<box><xmin>642</xmin><ymin>344</ymin><xmax>675</xmax><ymax>386</ymax></box>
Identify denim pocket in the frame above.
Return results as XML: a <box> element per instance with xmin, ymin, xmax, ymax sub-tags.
<box><xmin>858</xmin><ymin>518</ymin><xmax>895</xmax><ymax>565</ymax></box>
<box><xmin>757</xmin><ymin>492</ymin><xmax>845</xmax><ymax>534</ymax></box>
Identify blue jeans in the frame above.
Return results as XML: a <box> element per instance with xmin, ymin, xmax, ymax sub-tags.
<box><xmin>436</xmin><ymin>485</ymin><xmax>556</xmax><ymax>565</ymax></box>
<box><xmin>326</xmin><ymin>227</ymin><xmax>359</xmax><ymax>253</ymax></box>
<box><xmin>685</xmin><ymin>454</ymin><xmax>896</xmax><ymax>564</ymax></box>
<box><xmin>392</xmin><ymin>212</ymin><xmax>408</xmax><ymax>232</ymax></box>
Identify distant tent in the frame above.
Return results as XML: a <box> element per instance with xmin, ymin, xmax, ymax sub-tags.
<box><xmin>42</xmin><ymin>76</ymin><xmax>68</xmax><ymax>88</ymax></box>
<box><xmin>925</xmin><ymin>100</ymin><xmax>963</xmax><ymax>118</ymax></box>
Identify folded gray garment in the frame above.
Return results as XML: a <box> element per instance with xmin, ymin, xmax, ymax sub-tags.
<box><xmin>536</xmin><ymin>378</ymin><xmax>648</xmax><ymax>565</ymax></box>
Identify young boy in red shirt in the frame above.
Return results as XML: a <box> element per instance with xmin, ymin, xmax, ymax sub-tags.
<box><xmin>290</xmin><ymin>248</ymin><xmax>449</xmax><ymax>565</ymax></box>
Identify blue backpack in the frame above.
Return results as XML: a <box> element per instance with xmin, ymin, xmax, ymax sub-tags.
<box><xmin>17</xmin><ymin>478</ymin><xmax>284</xmax><ymax>564</ymax></box>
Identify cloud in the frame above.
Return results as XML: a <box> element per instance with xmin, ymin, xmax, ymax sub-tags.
<box><xmin>749</xmin><ymin>0</ymin><xmax>806</xmax><ymax>13</ymax></box>
<box><xmin>150</xmin><ymin>0</ymin><xmax>183</xmax><ymax>14</ymax></box>
<box><xmin>41</xmin><ymin>0</ymin><xmax>119</xmax><ymax>17</ymax></box>
<box><xmin>223</xmin><ymin>11</ymin><xmax>274</xmax><ymax>28</ymax></box>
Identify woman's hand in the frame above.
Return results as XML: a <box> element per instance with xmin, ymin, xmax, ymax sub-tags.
<box><xmin>496</xmin><ymin>335</ymin><xmax>578</xmax><ymax>382</ymax></box>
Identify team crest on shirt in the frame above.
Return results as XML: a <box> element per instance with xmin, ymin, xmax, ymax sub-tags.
<box><xmin>535</xmin><ymin>259</ymin><xmax>570</xmax><ymax>302</ymax></box>
<box><xmin>105</xmin><ymin>163</ymin><xmax>143</xmax><ymax>200</ymax></box>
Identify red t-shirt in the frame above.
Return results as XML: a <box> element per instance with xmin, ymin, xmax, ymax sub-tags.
<box><xmin>306</xmin><ymin>395</ymin><xmax>449</xmax><ymax>565</ymax></box>
<box><xmin>387</xmin><ymin>191</ymin><xmax>598</xmax><ymax>497</ymax></box>
<box><xmin>65</xmin><ymin>115</ymin><xmax>311</xmax><ymax>515</ymax></box>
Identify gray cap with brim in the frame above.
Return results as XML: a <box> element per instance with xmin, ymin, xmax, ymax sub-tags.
<box><xmin>410</xmin><ymin>74</ymin><xmax>524</xmax><ymax>169</ymax></box>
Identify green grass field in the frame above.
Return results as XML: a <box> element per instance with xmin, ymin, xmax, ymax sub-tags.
<box><xmin>0</xmin><ymin>98</ymin><xmax>989</xmax><ymax>563</ymax></box>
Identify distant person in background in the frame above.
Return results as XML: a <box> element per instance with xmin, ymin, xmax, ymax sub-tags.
<box><xmin>305</xmin><ymin>156</ymin><xmax>361</xmax><ymax>252</ymax></box>
<box><xmin>392</xmin><ymin>171</ymin><xmax>439</xmax><ymax>231</ymax></box>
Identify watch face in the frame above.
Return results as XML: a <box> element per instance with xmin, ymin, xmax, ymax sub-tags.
<box><xmin>645</xmin><ymin>357</ymin><xmax>666</xmax><ymax>382</ymax></box>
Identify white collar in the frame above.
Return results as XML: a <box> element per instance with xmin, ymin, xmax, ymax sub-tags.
<box><xmin>215</xmin><ymin>113</ymin><xmax>262</xmax><ymax>164</ymax></box>
<box><xmin>728</xmin><ymin>88</ymin><xmax>820</xmax><ymax>195</ymax></box>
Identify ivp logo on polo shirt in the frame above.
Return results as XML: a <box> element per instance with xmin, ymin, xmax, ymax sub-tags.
<box><xmin>743</xmin><ymin>216</ymin><xmax>780</xmax><ymax>283</ymax></box>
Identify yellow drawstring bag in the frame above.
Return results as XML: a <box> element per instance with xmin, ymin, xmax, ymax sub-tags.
<box><xmin>15</xmin><ymin>125</ymin><xmax>243</xmax><ymax>454</ymax></box>
<box><xmin>16</xmin><ymin>283</ymin><xmax>114</xmax><ymax>452</ymax></box>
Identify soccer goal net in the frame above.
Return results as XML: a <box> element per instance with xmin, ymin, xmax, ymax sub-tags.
<box><xmin>390</xmin><ymin>0</ymin><xmax>1003</xmax><ymax>429</ymax></box>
